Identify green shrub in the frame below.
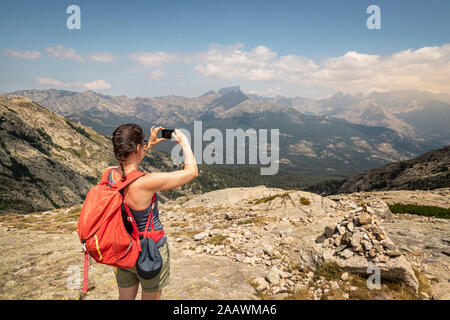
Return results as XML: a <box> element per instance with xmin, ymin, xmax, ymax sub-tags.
<box><xmin>300</xmin><ymin>197</ymin><xmax>311</xmax><ymax>205</ymax></box>
<box><xmin>388</xmin><ymin>203</ymin><xmax>450</xmax><ymax>219</ymax></box>
<box><xmin>65</xmin><ymin>119</ymin><xmax>92</xmax><ymax>140</ymax></box>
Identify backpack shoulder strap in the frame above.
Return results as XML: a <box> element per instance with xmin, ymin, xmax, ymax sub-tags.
<box><xmin>114</xmin><ymin>171</ymin><xmax>147</xmax><ymax>190</ymax></box>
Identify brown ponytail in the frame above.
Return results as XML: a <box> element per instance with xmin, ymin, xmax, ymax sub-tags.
<box><xmin>112</xmin><ymin>124</ymin><xmax>145</xmax><ymax>181</ymax></box>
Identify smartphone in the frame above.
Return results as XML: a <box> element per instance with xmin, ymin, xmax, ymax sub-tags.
<box><xmin>161</xmin><ymin>129</ymin><xmax>174</xmax><ymax>139</ymax></box>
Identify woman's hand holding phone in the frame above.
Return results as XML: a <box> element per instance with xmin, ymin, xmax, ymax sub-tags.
<box><xmin>145</xmin><ymin>126</ymin><xmax>166</xmax><ymax>151</ymax></box>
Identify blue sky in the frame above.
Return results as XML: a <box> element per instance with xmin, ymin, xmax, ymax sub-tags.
<box><xmin>1</xmin><ymin>0</ymin><xmax>449</xmax><ymax>98</ymax></box>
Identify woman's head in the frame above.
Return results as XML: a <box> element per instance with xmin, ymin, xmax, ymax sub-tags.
<box><xmin>112</xmin><ymin>123</ymin><xmax>146</xmax><ymax>179</ymax></box>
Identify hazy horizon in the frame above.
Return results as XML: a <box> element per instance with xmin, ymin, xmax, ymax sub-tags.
<box><xmin>4</xmin><ymin>86</ymin><xmax>450</xmax><ymax>101</ymax></box>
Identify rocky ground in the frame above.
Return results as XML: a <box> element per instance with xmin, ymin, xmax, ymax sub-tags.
<box><xmin>0</xmin><ymin>186</ymin><xmax>448</xmax><ymax>300</ymax></box>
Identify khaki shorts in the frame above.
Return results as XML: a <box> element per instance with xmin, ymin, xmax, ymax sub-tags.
<box><xmin>114</xmin><ymin>240</ymin><xmax>170</xmax><ymax>293</ymax></box>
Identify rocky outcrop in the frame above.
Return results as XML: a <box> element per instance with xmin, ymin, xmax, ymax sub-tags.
<box><xmin>162</xmin><ymin>187</ymin><xmax>449</xmax><ymax>299</ymax></box>
<box><xmin>182</xmin><ymin>186</ymin><xmax>337</xmax><ymax>216</ymax></box>
<box><xmin>315</xmin><ymin>205</ymin><xmax>419</xmax><ymax>291</ymax></box>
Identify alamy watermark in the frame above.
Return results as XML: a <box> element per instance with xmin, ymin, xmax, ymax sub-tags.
<box><xmin>366</xmin><ymin>265</ymin><xmax>381</xmax><ymax>290</ymax></box>
<box><xmin>367</xmin><ymin>5</ymin><xmax>381</xmax><ymax>30</ymax></box>
<box><xmin>170</xmin><ymin>121</ymin><xmax>280</xmax><ymax>176</ymax></box>
<box><xmin>66</xmin><ymin>5</ymin><xmax>81</xmax><ymax>30</ymax></box>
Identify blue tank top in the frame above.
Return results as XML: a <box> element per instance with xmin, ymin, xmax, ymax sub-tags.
<box><xmin>107</xmin><ymin>168</ymin><xmax>167</xmax><ymax>248</ymax></box>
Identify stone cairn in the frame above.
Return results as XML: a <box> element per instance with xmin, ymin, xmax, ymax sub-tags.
<box><xmin>316</xmin><ymin>205</ymin><xmax>401</xmax><ymax>263</ymax></box>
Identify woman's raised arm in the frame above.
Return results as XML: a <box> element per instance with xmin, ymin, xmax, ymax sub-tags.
<box><xmin>140</xmin><ymin>128</ymin><xmax>198</xmax><ymax>192</ymax></box>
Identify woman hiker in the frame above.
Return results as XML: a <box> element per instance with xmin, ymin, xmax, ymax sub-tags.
<box><xmin>105</xmin><ymin>124</ymin><xmax>198</xmax><ymax>300</ymax></box>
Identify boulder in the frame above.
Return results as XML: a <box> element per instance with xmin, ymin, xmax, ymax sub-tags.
<box><xmin>193</xmin><ymin>232</ymin><xmax>209</xmax><ymax>241</ymax></box>
<box><xmin>319</xmin><ymin>247</ymin><xmax>419</xmax><ymax>292</ymax></box>
<box><xmin>339</xmin><ymin>248</ymin><xmax>354</xmax><ymax>259</ymax></box>
<box><xmin>355</xmin><ymin>212</ymin><xmax>372</xmax><ymax>225</ymax></box>
<box><xmin>324</xmin><ymin>226</ymin><xmax>335</xmax><ymax>238</ymax></box>
<box><xmin>265</xmin><ymin>267</ymin><xmax>282</xmax><ymax>285</ymax></box>
<box><xmin>351</xmin><ymin>232</ymin><xmax>364</xmax><ymax>252</ymax></box>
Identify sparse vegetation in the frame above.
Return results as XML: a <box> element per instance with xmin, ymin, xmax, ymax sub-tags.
<box><xmin>253</xmin><ymin>192</ymin><xmax>294</xmax><ymax>205</ymax></box>
<box><xmin>388</xmin><ymin>203</ymin><xmax>450</xmax><ymax>219</ymax></box>
<box><xmin>204</xmin><ymin>234</ymin><xmax>227</xmax><ymax>246</ymax></box>
<box><xmin>313</xmin><ymin>262</ymin><xmax>342</xmax><ymax>281</ymax></box>
<box><xmin>170</xmin><ymin>221</ymin><xmax>189</xmax><ymax>228</ymax></box>
<box><xmin>345</xmin><ymin>273</ymin><xmax>417</xmax><ymax>300</ymax></box>
<box><xmin>65</xmin><ymin>119</ymin><xmax>92</xmax><ymax>140</ymax></box>
<box><xmin>236</xmin><ymin>216</ymin><xmax>277</xmax><ymax>226</ymax></box>
<box><xmin>412</xmin><ymin>267</ymin><xmax>432</xmax><ymax>298</ymax></box>
<box><xmin>0</xmin><ymin>206</ymin><xmax>81</xmax><ymax>233</ymax></box>
<box><xmin>300</xmin><ymin>197</ymin><xmax>311</xmax><ymax>205</ymax></box>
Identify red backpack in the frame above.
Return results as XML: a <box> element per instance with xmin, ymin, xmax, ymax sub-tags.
<box><xmin>77</xmin><ymin>168</ymin><xmax>164</xmax><ymax>294</ymax></box>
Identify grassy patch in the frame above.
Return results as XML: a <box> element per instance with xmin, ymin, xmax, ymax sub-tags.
<box><xmin>253</xmin><ymin>192</ymin><xmax>294</xmax><ymax>205</ymax></box>
<box><xmin>388</xmin><ymin>203</ymin><xmax>450</xmax><ymax>219</ymax></box>
<box><xmin>175</xmin><ymin>228</ymin><xmax>201</xmax><ymax>239</ymax></box>
<box><xmin>212</xmin><ymin>222</ymin><xmax>233</xmax><ymax>229</ymax></box>
<box><xmin>313</xmin><ymin>262</ymin><xmax>343</xmax><ymax>281</ymax></box>
<box><xmin>204</xmin><ymin>234</ymin><xmax>227</xmax><ymax>246</ymax></box>
<box><xmin>412</xmin><ymin>267</ymin><xmax>432</xmax><ymax>297</ymax></box>
<box><xmin>300</xmin><ymin>197</ymin><xmax>311</xmax><ymax>205</ymax></box>
<box><xmin>236</xmin><ymin>216</ymin><xmax>277</xmax><ymax>226</ymax></box>
<box><xmin>170</xmin><ymin>221</ymin><xmax>189</xmax><ymax>228</ymax></box>
<box><xmin>347</xmin><ymin>274</ymin><xmax>417</xmax><ymax>300</ymax></box>
<box><xmin>184</xmin><ymin>206</ymin><xmax>211</xmax><ymax>216</ymax></box>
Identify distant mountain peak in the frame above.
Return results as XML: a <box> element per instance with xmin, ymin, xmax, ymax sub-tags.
<box><xmin>200</xmin><ymin>90</ymin><xmax>216</xmax><ymax>97</ymax></box>
<box><xmin>217</xmin><ymin>86</ymin><xmax>241</xmax><ymax>95</ymax></box>
<box><xmin>208</xmin><ymin>88</ymin><xmax>248</xmax><ymax>110</ymax></box>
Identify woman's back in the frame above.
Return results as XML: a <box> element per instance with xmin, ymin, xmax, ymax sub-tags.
<box><xmin>107</xmin><ymin>167</ymin><xmax>166</xmax><ymax>248</ymax></box>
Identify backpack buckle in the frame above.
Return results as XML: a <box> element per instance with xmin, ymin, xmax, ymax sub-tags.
<box><xmin>127</xmin><ymin>217</ymin><xmax>133</xmax><ymax>222</ymax></box>
<box><xmin>81</xmin><ymin>239</ymin><xmax>87</xmax><ymax>252</ymax></box>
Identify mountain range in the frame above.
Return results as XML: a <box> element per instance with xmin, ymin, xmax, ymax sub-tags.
<box><xmin>256</xmin><ymin>90</ymin><xmax>450</xmax><ymax>145</ymax></box>
<box><xmin>5</xmin><ymin>87</ymin><xmax>445</xmax><ymax>180</ymax></box>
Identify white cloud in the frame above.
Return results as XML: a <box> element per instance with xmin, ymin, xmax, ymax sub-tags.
<box><xmin>36</xmin><ymin>77</ymin><xmax>111</xmax><ymax>90</ymax></box>
<box><xmin>45</xmin><ymin>45</ymin><xmax>83</xmax><ymax>62</ymax></box>
<box><xmin>4</xmin><ymin>48</ymin><xmax>42</xmax><ymax>59</ymax></box>
<box><xmin>148</xmin><ymin>68</ymin><xmax>165</xmax><ymax>80</ymax></box>
<box><xmin>83</xmin><ymin>80</ymin><xmax>112</xmax><ymax>90</ymax></box>
<box><xmin>193</xmin><ymin>44</ymin><xmax>317</xmax><ymax>81</ymax></box>
<box><xmin>192</xmin><ymin>43</ymin><xmax>450</xmax><ymax>94</ymax></box>
<box><xmin>20</xmin><ymin>42</ymin><xmax>450</xmax><ymax>95</ymax></box>
<box><xmin>309</xmin><ymin>44</ymin><xmax>450</xmax><ymax>93</ymax></box>
<box><xmin>129</xmin><ymin>51</ymin><xmax>178</xmax><ymax>67</ymax></box>
<box><xmin>88</xmin><ymin>52</ymin><xmax>116</xmax><ymax>63</ymax></box>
